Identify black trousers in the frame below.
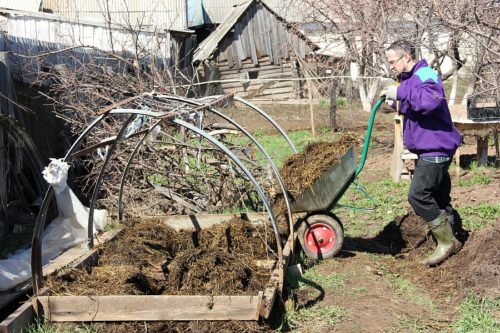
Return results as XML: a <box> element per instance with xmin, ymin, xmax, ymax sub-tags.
<box><xmin>408</xmin><ymin>158</ymin><xmax>452</xmax><ymax>222</ymax></box>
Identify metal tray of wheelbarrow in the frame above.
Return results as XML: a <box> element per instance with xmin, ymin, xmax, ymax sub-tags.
<box><xmin>290</xmin><ymin>147</ymin><xmax>356</xmax><ymax>213</ymax></box>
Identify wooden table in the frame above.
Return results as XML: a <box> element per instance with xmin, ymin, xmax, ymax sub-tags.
<box><xmin>450</xmin><ymin>105</ymin><xmax>500</xmax><ymax>177</ymax></box>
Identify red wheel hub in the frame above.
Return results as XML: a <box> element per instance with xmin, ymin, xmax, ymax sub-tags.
<box><xmin>303</xmin><ymin>222</ymin><xmax>336</xmax><ymax>253</ymax></box>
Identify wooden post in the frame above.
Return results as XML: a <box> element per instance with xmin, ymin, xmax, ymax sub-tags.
<box><xmin>329</xmin><ymin>80</ymin><xmax>338</xmax><ymax>131</ymax></box>
<box><xmin>476</xmin><ymin>135</ymin><xmax>489</xmax><ymax>166</ymax></box>
<box><xmin>455</xmin><ymin>144</ymin><xmax>461</xmax><ymax>177</ymax></box>
<box><xmin>390</xmin><ymin>115</ymin><xmax>404</xmax><ymax>182</ymax></box>
<box><xmin>307</xmin><ymin>78</ymin><xmax>316</xmax><ymax>138</ymax></box>
<box><xmin>494</xmin><ymin>129</ymin><xmax>499</xmax><ymax>167</ymax></box>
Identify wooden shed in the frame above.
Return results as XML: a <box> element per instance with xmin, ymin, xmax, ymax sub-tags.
<box><xmin>192</xmin><ymin>0</ymin><xmax>319</xmax><ymax>101</ymax></box>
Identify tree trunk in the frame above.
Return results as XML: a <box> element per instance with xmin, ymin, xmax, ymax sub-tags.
<box><xmin>359</xmin><ymin>84</ymin><xmax>371</xmax><ymax>112</ymax></box>
<box><xmin>448</xmin><ymin>70</ymin><xmax>459</xmax><ymax>106</ymax></box>
<box><xmin>462</xmin><ymin>43</ymin><xmax>486</xmax><ymax>106</ymax></box>
<box><xmin>307</xmin><ymin>78</ymin><xmax>316</xmax><ymax>138</ymax></box>
<box><xmin>329</xmin><ymin>80</ymin><xmax>338</xmax><ymax>131</ymax></box>
<box><xmin>359</xmin><ymin>79</ymin><xmax>380</xmax><ymax>112</ymax></box>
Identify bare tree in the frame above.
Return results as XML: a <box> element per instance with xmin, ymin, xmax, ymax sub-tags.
<box><xmin>287</xmin><ymin>0</ymin><xmax>498</xmax><ymax>109</ymax></box>
<box><xmin>5</xmin><ymin>6</ymin><xmax>273</xmax><ymax>219</ymax></box>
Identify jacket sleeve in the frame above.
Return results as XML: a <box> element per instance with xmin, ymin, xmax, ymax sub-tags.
<box><xmin>397</xmin><ymin>67</ymin><xmax>443</xmax><ymax>115</ymax></box>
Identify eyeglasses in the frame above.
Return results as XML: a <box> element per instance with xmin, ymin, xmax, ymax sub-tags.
<box><xmin>388</xmin><ymin>54</ymin><xmax>405</xmax><ymax>66</ymax></box>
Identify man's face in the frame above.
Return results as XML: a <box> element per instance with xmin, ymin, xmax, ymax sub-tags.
<box><xmin>386</xmin><ymin>49</ymin><xmax>408</xmax><ymax>77</ymax></box>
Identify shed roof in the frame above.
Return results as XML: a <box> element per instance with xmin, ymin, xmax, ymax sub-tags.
<box><xmin>193</xmin><ymin>0</ymin><xmax>252</xmax><ymax>63</ymax></box>
<box><xmin>193</xmin><ymin>0</ymin><xmax>316</xmax><ymax>64</ymax></box>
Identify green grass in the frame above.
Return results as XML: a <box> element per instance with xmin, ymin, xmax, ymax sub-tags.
<box><xmin>229</xmin><ymin>128</ymin><xmax>352</xmax><ymax>168</ymax></box>
<box><xmin>102</xmin><ymin>219</ymin><xmax>122</xmax><ymax>232</ymax></box>
<box><xmin>389</xmin><ymin>314</ymin><xmax>435</xmax><ymax>333</ymax></box>
<box><xmin>147</xmin><ymin>173</ymin><xmax>168</xmax><ymax>186</ymax></box>
<box><xmin>456</xmin><ymin>203</ymin><xmax>500</xmax><ymax>230</ymax></box>
<box><xmin>457</xmin><ymin>174</ymin><xmax>493</xmax><ymax>187</ymax></box>
<box><xmin>453</xmin><ymin>296</ymin><xmax>499</xmax><ymax>333</ymax></box>
<box><xmin>23</xmin><ymin>321</ymin><xmax>95</xmax><ymax>333</ymax></box>
<box><xmin>386</xmin><ymin>274</ymin><xmax>435</xmax><ymax>309</ymax></box>
<box><xmin>335</xmin><ymin>179</ymin><xmax>409</xmax><ymax>237</ymax></box>
<box><xmin>299</xmin><ymin>267</ymin><xmax>348</xmax><ymax>291</ymax></box>
<box><xmin>281</xmin><ymin>304</ymin><xmax>346</xmax><ymax>331</ymax></box>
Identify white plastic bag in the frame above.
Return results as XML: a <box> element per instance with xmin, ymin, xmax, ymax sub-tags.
<box><xmin>0</xmin><ymin>159</ymin><xmax>109</xmax><ymax>291</ymax></box>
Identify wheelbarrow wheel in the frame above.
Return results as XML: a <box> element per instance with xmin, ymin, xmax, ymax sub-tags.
<box><xmin>298</xmin><ymin>214</ymin><xmax>344</xmax><ymax>260</ymax></box>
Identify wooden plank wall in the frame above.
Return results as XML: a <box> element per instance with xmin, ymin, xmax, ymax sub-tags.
<box><xmin>207</xmin><ymin>2</ymin><xmax>312</xmax><ymax>100</ymax></box>
<box><xmin>217</xmin><ymin>2</ymin><xmax>311</xmax><ymax>67</ymax></box>
<box><xmin>218</xmin><ymin>56</ymin><xmax>297</xmax><ymax>100</ymax></box>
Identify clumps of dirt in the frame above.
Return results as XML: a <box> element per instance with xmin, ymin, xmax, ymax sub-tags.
<box><xmin>441</xmin><ymin>223</ymin><xmax>499</xmax><ymax>299</ymax></box>
<box><xmin>279</xmin><ymin>133</ymin><xmax>358</xmax><ymax>198</ymax></box>
<box><xmin>47</xmin><ymin>218</ymin><xmax>276</xmax><ymax>297</ymax></box>
<box><xmin>370</xmin><ymin>212</ymin><xmax>432</xmax><ymax>255</ymax></box>
<box><xmin>98</xmin><ymin>218</ymin><xmax>180</xmax><ymax>267</ymax></box>
<box><xmin>189</xmin><ymin>219</ymin><xmax>276</xmax><ymax>258</ymax></box>
<box><xmin>167</xmin><ymin>248</ymin><xmax>264</xmax><ymax>295</ymax></box>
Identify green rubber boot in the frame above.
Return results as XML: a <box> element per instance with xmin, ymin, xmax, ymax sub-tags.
<box><xmin>421</xmin><ymin>212</ymin><xmax>462</xmax><ymax>266</ymax></box>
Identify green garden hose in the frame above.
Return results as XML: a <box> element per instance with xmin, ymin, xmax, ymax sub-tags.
<box><xmin>355</xmin><ymin>98</ymin><xmax>384</xmax><ymax>177</ymax></box>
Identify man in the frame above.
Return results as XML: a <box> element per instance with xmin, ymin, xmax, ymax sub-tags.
<box><xmin>380</xmin><ymin>40</ymin><xmax>462</xmax><ymax>266</ymax></box>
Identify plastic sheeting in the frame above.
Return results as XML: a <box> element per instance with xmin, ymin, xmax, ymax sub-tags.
<box><xmin>0</xmin><ymin>159</ymin><xmax>108</xmax><ymax>291</ymax></box>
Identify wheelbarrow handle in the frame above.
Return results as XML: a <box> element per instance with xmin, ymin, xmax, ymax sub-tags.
<box><xmin>355</xmin><ymin>97</ymin><xmax>385</xmax><ymax>177</ymax></box>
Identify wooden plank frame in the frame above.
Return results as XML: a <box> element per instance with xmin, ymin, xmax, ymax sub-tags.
<box><xmin>1</xmin><ymin>213</ymin><xmax>292</xmax><ymax>330</ymax></box>
<box><xmin>35</xmin><ymin>294</ymin><xmax>264</xmax><ymax>322</ymax></box>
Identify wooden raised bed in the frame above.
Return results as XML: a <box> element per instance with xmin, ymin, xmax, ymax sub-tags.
<box><xmin>1</xmin><ymin>213</ymin><xmax>295</xmax><ymax>332</ymax></box>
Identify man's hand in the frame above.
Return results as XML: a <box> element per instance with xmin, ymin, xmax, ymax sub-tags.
<box><xmin>379</xmin><ymin>86</ymin><xmax>397</xmax><ymax>101</ymax></box>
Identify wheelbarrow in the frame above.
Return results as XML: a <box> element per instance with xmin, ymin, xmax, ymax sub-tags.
<box><xmin>291</xmin><ymin>98</ymin><xmax>384</xmax><ymax>259</ymax></box>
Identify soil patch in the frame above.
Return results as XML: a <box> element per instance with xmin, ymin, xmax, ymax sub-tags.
<box><xmin>416</xmin><ymin>223</ymin><xmax>500</xmax><ymax>300</ymax></box>
<box><xmin>349</xmin><ymin>212</ymin><xmax>499</xmax><ymax>300</ymax></box>
<box><xmin>345</xmin><ymin>212</ymin><xmax>433</xmax><ymax>256</ymax></box>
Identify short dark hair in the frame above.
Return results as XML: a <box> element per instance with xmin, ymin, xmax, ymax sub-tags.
<box><xmin>387</xmin><ymin>40</ymin><xmax>416</xmax><ymax>60</ymax></box>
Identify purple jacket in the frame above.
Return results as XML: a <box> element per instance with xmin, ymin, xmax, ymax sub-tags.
<box><xmin>396</xmin><ymin>60</ymin><xmax>461</xmax><ymax>157</ymax></box>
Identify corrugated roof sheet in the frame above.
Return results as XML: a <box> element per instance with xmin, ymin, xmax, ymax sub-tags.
<box><xmin>202</xmin><ymin>0</ymin><xmax>248</xmax><ymax>24</ymax></box>
<box><xmin>5</xmin><ymin>11</ymin><xmax>173</xmax><ymax>53</ymax></box>
<box><xmin>203</xmin><ymin>0</ymin><xmax>311</xmax><ymax>23</ymax></box>
<box><xmin>41</xmin><ymin>0</ymin><xmax>187</xmax><ymax>30</ymax></box>
<box><xmin>193</xmin><ymin>0</ymin><xmax>252</xmax><ymax>63</ymax></box>
<box><xmin>3</xmin><ymin>10</ymin><xmax>190</xmax><ymax>82</ymax></box>
<box><xmin>0</xmin><ymin>0</ymin><xmax>41</xmax><ymax>12</ymax></box>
